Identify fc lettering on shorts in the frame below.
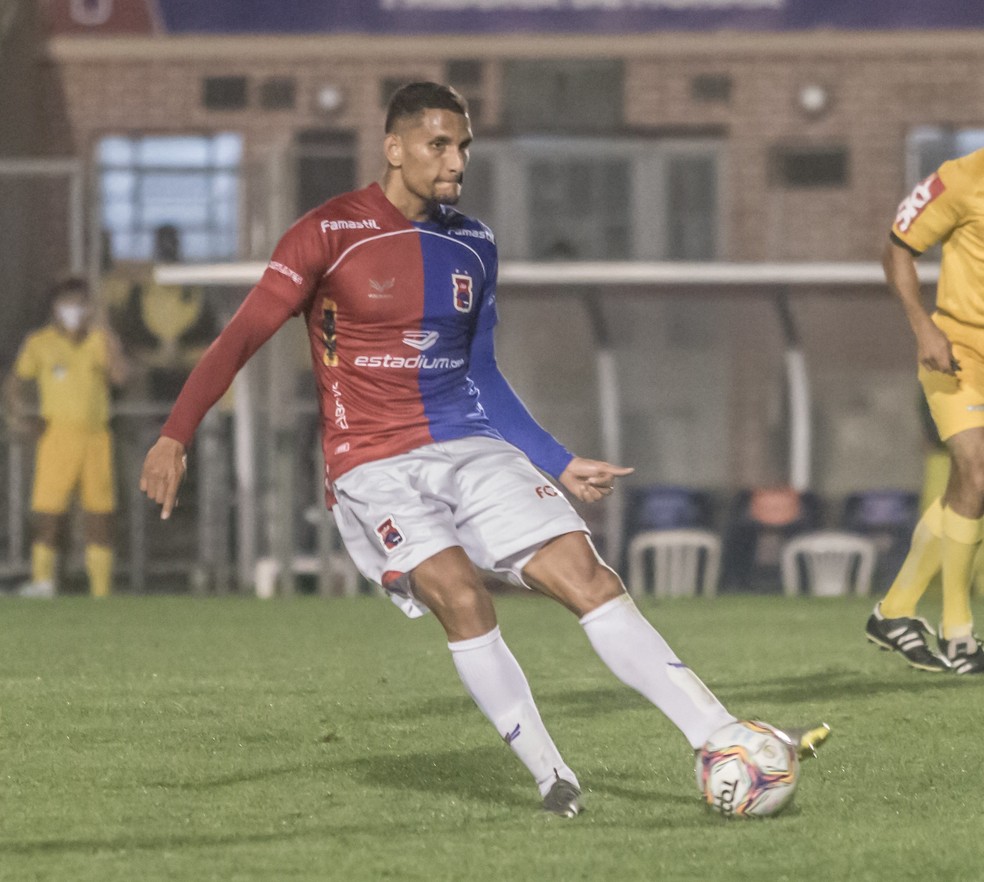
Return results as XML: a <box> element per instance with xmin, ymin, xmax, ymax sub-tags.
<box><xmin>894</xmin><ymin>173</ymin><xmax>945</xmax><ymax>233</ymax></box>
<box><xmin>535</xmin><ymin>485</ymin><xmax>558</xmax><ymax>498</ymax></box>
<box><xmin>375</xmin><ymin>517</ymin><xmax>405</xmax><ymax>551</ymax></box>
<box><xmin>452</xmin><ymin>273</ymin><xmax>473</xmax><ymax>313</ymax></box>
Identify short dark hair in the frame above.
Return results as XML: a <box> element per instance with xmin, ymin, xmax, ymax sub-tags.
<box><xmin>385</xmin><ymin>82</ymin><xmax>468</xmax><ymax>133</ymax></box>
<box><xmin>51</xmin><ymin>276</ymin><xmax>89</xmax><ymax>301</ymax></box>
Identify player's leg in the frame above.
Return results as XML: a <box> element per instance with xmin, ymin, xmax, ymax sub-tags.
<box><xmin>80</xmin><ymin>430</ymin><xmax>116</xmax><ymax>598</ymax></box>
<box><xmin>864</xmin><ymin>496</ymin><xmax>951</xmax><ymax>671</ymax></box>
<box><xmin>410</xmin><ymin>546</ymin><xmax>581</xmax><ymax>813</ymax></box>
<box><xmin>937</xmin><ymin>427</ymin><xmax>984</xmax><ymax>672</ymax></box>
<box><xmin>23</xmin><ymin>425</ymin><xmax>81</xmax><ymax>597</ymax></box>
<box><xmin>522</xmin><ymin>532</ymin><xmax>736</xmax><ymax>750</ymax></box>
<box><xmin>331</xmin><ymin>449</ymin><xmax>581</xmax><ymax>812</ymax></box>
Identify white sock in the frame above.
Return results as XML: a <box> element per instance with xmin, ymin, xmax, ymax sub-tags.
<box><xmin>449</xmin><ymin>626</ymin><xmax>579</xmax><ymax>797</ymax></box>
<box><xmin>580</xmin><ymin>594</ymin><xmax>735</xmax><ymax>749</ymax></box>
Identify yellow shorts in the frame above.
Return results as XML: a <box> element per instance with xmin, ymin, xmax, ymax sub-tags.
<box><xmin>920</xmin><ymin>313</ymin><xmax>984</xmax><ymax>442</ymax></box>
<box><xmin>32</xmin><ymin>424</ymin><xmax>116</xmax><ymax>515</ymax></box>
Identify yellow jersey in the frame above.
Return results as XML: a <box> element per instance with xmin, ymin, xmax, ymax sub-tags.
<box><xmin>14</xmin><ymin>325</ymin><xmax>112</xmax><ymax>430</ymax></box>
<box><xmin>892</xmin><ymin>147</ymin><xmax>984</xmax><ymax>327</ymax></box>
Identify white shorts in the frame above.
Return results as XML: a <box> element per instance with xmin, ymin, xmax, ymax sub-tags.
<box><xmin>331</xmin><ymin>437</ymin><xmax>588</xmax><ymax>617</ymax></box>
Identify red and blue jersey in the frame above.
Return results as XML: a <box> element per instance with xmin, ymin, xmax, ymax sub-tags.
<box><xmin>250</xmin><ymin>183</ymin><xmax>572</xmax><ymax>483</ymax></box>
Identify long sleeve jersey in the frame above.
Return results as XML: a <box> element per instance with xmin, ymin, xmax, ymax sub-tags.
<box><xmin>162</xmin><ymin>183</ymin><xmax>573</xmax><ymax>485</ymax></box>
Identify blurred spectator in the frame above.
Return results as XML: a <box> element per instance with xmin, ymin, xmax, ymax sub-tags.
<box><xmin>3</xmin><ymin>277</ymin><xmax>129</xmax><ymax>597</ymax></box>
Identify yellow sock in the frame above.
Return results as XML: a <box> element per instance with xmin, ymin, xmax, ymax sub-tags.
<box><xmin>31</xmin><ymin>542</ymin><xmax>57</xmax><ymax>583</ymax></box>
<box><xmin>880</xmin><ymin>498</ymin><xmax>944</xmax><ymax>619</ymax></box>
<box><xmin>940</xmin><ymin>507</ymin><xmax>981</xmax><ymax>639</ymax></box>
<box><xmin>85</xmin><ymin>544</ymin><xmax>113</xmax><ymax>599</ymax></box>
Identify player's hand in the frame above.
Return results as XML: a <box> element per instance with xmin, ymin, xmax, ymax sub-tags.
<box><xmin>140</xmin><ymin>436</ymin><xmax>187</xmax><ymax>520</ymax></box>
<box><xmin>916</xmin><ymin>321</ymin><xmax>959</xmax><ymax>375</ymax></box>
<box><xmin>559</xmin><ymin>457</ymin><xmax>634</xmax><ymax>503</ymax></box>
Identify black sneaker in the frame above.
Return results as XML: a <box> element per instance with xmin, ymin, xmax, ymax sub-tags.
<box><xmin>541</xmin><ymin>778</ymin><xmax>582</xmax><ymax>818</ymax></box>
<box><xmin>865</xmin><ymin>603</ymin><xmax>952</xmax><ymax>672</ymax></box>
<box><xmin>938</xmin><ymin>633</ymin><xmax>984</xmax><ymax>674</ymax></box>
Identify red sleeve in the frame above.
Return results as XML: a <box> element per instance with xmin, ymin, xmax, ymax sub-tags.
<box><xmin>160</xmin><ymin>288</ymin><xmax>294</xmax><ymax>446</ymax></box>
<box><xmin>254</xmin><ymin>213</ymin><xmax>329</xmax><ymax>315</ymax></box>
<box><xmin>160</xmin><ymin>214</ymin><xmax>328</xmax><ymax>445</ymax></box>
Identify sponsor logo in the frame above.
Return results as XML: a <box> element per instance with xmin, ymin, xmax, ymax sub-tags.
<box><xmin>894</xmin><ymin>173</ymin><xmax>945</xmax><ymax>233</ymax></box>
<box><xmin>402</xmin><ymin>330</ymin><xmax>440</xmax><ymax>351</ymax></box>
<box><xmin>967</xmin><ymin>405</ymin><xmax>984</xmax><ymax>412</ymax></box>
<box><xmin>452</xmin><ymin>273</ymin><xmax>474</xmax><ymax>313</ymax></box>
<box><xmin>331</xmin><ymin>381</ymin><xmax>348</xmax><ymax>429</ymax></box>
<box><xmin>321</xmin><ymin>298</ymin><xmax>338</xmax><ymax>367</ymax></box>
<box><xmin>354</xmin><ymin>354</ymin><xmax>465</xmax><ymax>369</ymax></box>
<box><xmin>369</xmin><ymin>278</ymin><xmax>395</xmax><ymax>299</ymax></box>
<box><xmin>334</xmin><ymin>441</ymin><xmax>351</xmax><ymax>454</ymax></box>
<box><xmin>503</xmin><ymin>724</ymin><xmax>521</xmax><ymax>745</ymax></box>
<box><xmin>451</xmin><ymin>228</ymin><xmax>494</xmax><ymax>243</ymax></box>
<box><xmin>268</xmin><ymin>260</ymin><xmax>304</xmax><ymax>286</ymax></box>
<box><xmin>535</xmin><ymin>485</ymin><xmax>559</xmax><ymax>498</ymax></box>
<box><xmin>375</xmin><ymin>517</ymin><xmax>405</xmax><ymax>551</ymax></box>
<box><xmin>714</xmin><ymin>777</ymin><xmax>741</xmax><ymax>816</ymax></box>
<box><xmin>321</xmin><ymin>218</ymin><xmax>381</xmax><ymax>232</ymax></box>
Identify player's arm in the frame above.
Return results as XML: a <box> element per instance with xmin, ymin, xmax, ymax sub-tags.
<box><xmin>468</xmin><ymin>322</ymin><xmax>632</xmax><ymax>503</ymax></box>
<box><xmin>882</xmin><ymin>236</ymin><xmax>957</xmax><ymax>375</ymax></box>
<box><xmin>887</xmin><ymin>163</ymin><xmax>967</xmax><ymax>375</ymax></box>
<box><xmin>140</xmin><ymin>290</ymin><xmax>295</xmax><ymax>518</ymax></box>
<box><xmin>102</xmin><ymin>327</ymin><xmax>131</xmax><ymax>387</ymax></box>
<box><xmin>2</xmin><ymin>371</ymin><xmax>34</xmax><ymax>435</ymax></box>
<box><xmin>141</xmin><ymin>216</ymin><xmax>326</xmax><ymax>519</ymax></box>
<box><xmin>3</xmin><ymin>339</ymin><xmax>40</xmax><ymax>436</ymax></box>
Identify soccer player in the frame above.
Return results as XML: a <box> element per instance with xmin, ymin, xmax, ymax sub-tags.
<box><xmin>4</xmin><ymin>277</ymin><xmax>129</xmax><ymax>598</ymax></box>
<box><xmin>865</xmin><ymin>147</ymin><xmax>984</xmax><ymax>674</ymax></box>
<box><xmin>140</xmin><ymin>83</ymin><xmax>828</xmax><ymax>815</ymax></box>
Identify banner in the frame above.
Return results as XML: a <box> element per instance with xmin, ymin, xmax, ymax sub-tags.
<box><xmin>48</xmin><ymin>0</ymin><xmax>984</xmax><ymax>36</ymax></box>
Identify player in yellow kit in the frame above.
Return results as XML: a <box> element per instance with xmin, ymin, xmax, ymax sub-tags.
<box><xmin>3</xmin><ymin>278</ymin><xmax>129</xmax><ymax>598</ymax></box>
<box><xmin>865</xmin><ymin>147</ymin><xmax>984</xmax><ymax>673</ymax></box>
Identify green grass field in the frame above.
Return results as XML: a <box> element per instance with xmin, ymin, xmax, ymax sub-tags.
<box><xmin>2</xmin><ymin>593</ymin><xmax>982</xmax><ymax>882</ymax></box>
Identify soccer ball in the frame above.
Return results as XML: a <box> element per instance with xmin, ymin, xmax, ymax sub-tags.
<box><xmin>695</xmin><ymin>720</ymin><xmax>800</xmax><ymax>818</ymax></box>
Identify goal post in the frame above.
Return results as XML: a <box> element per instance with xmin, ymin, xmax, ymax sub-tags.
<box><xmin>152</xmin><ymin>259</ymin><xmax>939</xmax><ymax>587</ymax></box>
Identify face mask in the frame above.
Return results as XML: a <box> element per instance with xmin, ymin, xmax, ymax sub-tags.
<box><xmin>56</xmin><ymin>303</ymin><xmax>88</xmax><ymax>332</ymax></box>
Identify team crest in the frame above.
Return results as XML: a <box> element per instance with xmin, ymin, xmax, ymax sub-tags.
<box><xmin>375</xmin><ymin>516</ymin><xmax>405</xmax><ymax>551</ymax></box>
<box><xmin>452</xmin><ymin>273</ymin><xmax>473</xmax><ymax>313</ymax></box>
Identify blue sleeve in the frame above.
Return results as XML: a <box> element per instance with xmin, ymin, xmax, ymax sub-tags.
<box><xmin>467</xmin><ymin>261</ymin><xmax>574</xmax><ymax>479</ymax></box>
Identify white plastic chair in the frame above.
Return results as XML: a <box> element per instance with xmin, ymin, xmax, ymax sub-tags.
<box><xmin>627</xmin><ymin>529</ymin><xmax>721</xmax><ymax>599</ymax></box>
<box><xmin>780</xmin><ymin>530</ymin><xmax>877</xmax><ymax>598</ymax></box>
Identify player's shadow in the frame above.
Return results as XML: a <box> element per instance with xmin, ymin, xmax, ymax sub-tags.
<box><xmin>338</xmin><ymin>745</ymin><xmax>534</xmax><ymax>809</ymax></box>
<box><xmin>142</xmin><ymin>760</ymin><xmax>318</xmax><ymax>791</ymax></box>
<box><xmin>0</xmin><ymin>825</ymin><xmax>326</xmax><ymax>859</ymax></box>
<box><xmin>714</xmin><ymin>666</ymin><xmax>980</xmax><ymax>704</ymax></box>
<box><xmin>371</xmin><ymin>686</ymin><xmax>641</xmax><ymax>728</ymax></box>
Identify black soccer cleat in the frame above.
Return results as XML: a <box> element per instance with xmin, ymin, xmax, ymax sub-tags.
<box><xmin>865</xmin><ymin>603</ymin><xmax>953</xmax><ymax>672</ymax></box>
<box><xmin>541</xmin><ymin>778</ymin><xmax>582</xmax><ymax>818</ymax></box>
<box><xmin>938</xmin><ymin>632</ymin><xmax>984</xmax><ymax>675</ymax></box>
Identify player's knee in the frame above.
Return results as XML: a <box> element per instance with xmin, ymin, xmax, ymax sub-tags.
<box><xmin>550</xmin><ymin>559</ymin><xmax>625</xmax><ymax>614</ymax></box>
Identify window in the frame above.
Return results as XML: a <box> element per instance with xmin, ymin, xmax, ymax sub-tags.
<box><xmin>98</xmin><ymin>133</ymin><xmax>243</xmax><ymax>262</ymax></box>
<box><xmin>457</xmin><ymin>137</ymin><xmax>721</xmax><ymax>261</ymax></box>
<box><xmin>691</xmin><ymin>74</ymin><xmax>732</xmax><ymax>104</ymax></box>
<box><xmin>202</xmin><ymin>76</ymin><xmax>248</xmax><ymax>110</ymax></box>
<box><xmin>907</xmin><ymin>126</ymin><xmax>984</xmax><ymax>185</ymax></box>
<box><xmin>770</xmin><ymin>146</ymin><xmax>849</xmax><ymax>188</ymax></box>
<box><xmin>294</xmin><ymin>130</ymin><xmax>357</xmax><ymax>216</ymax></box>
<box><xmin>260</xmin><ymin>77</ymin><xmax>296</xmax><ymax>110</ymax></box>
<box><xmin>502</xmin><ymin>60</ymin><xmax>623</xmax><ymax>133</ymax></box>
